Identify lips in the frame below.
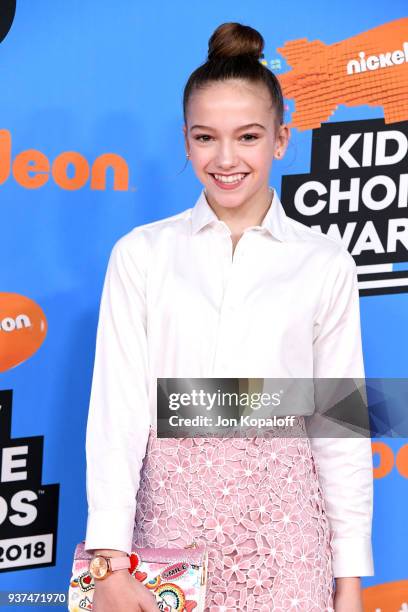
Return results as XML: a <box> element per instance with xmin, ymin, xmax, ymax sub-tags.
<box><xmin>209</xmin><ymin>172</ymin><xmax>249</xmax><ymax>190</ymax></box>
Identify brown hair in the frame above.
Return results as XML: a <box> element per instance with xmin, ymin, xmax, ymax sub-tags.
<box><xmin>183</xmin><ymin>22</ymin><xmax>284</xmax><ymax>125</ymax></box>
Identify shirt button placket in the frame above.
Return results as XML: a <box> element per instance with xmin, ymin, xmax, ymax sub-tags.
<box><xmin>213</xmin><ymin>232</ymin><xmax>246</xmax><ymax>373</ymax></box>
<box><xmin>211</xmin><ymin>228</ymin><xmax>231</xmax><ymax>374</ymax></box>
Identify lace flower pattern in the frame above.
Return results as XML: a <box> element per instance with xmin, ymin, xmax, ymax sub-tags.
<box><xmin>132</xmin><ymin>419</ymin><xmax>335</xmax><ymax>611</ymax></box>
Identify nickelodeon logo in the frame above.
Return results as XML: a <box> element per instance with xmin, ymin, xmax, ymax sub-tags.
<box><xmin>278</xmin><ymin>17</ymin><xmax>408</xmax><ymax>129</ymax></box>
<box><xmin>347</xmin><ymin>42</ymin><xmax>408</xmax><ymax>75</ymax></box>
<box><xmin>0</xmin><ymin>293</ymin><xmax>47</xmax><ymax>372</ymax></box>
<box><xmin>0</xmin><ymin>130</ymin><xmax>129</xmax><ymax>191</ymax></box>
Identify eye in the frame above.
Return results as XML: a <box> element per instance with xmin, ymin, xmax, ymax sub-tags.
<box><xmin>194</xmin><ymin>134</ymin><xmax>213</xmax><ymax>142</ymax></box>
<box><xmin>240</xmin><ymin>133</ymin><xmax>259</xmax><ymax>142</ymax></box>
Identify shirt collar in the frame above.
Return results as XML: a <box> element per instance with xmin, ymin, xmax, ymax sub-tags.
<box><xmin>190</xmin><ymin>186</ymin><xmax>287</xmax><ymax>241</ymax></box>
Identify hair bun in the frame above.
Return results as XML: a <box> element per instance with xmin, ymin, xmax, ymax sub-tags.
<box><xmin>207</xmin><ymin>22</ymin><xmax>264</xmax><ymax>62</ymax></box>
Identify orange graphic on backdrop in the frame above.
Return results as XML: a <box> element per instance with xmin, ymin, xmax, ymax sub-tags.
<box><xmin>277</xmin><ymin>18</ymin><xmax>408</xmax><ymax>130</ymax></box>
<box><xmin>363</xmin><ymin>580</ymin><xmax>408</xmax><ymax>611</ymax></box>
<box><xmin>0</xmin><ymin>293</ymin><xmax>47</xmax><ymax>372</ymax></box>
<box><xmin>0</xmin><ymin>130</ymin><xmax>129</xmax><ymax>191</ymax></box>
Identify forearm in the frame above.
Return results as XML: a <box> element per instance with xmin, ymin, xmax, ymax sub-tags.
<box><xmin>334</xmin><ymin>577</ymin><xmax>364</xmax><ymax>611</ymax></box>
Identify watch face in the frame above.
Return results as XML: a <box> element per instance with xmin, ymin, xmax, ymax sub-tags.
<box><xmin>89</xmin><ymin>556</ymin><xmax>109</xmax><ymax>579</ymax></box>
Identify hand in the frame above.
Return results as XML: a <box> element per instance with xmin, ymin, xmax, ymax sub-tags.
<box><xmin>334</xmin><ymin>577</ymin><xmax>363</xmax><ymax>612</ymax></box>
<box><xmin>92</xmin><ymin>569</ymin><xmax>160</xmax><ymax>612</ymax></box>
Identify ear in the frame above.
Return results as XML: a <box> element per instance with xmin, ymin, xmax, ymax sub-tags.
<box><xmin>182</xmin><ymin>124</ymin><xmax>189</xmax><ymax>152</ymax></box>
<box><xmin>274</xmin><ymin>124</ymin><xmax>290</xmax><ymax>159</ymax></box>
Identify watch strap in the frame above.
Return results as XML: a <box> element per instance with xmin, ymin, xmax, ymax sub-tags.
<box><xmin>109</xmin><ymin>555</ymin><xmax>131</xmax><ymax>571</ymax></box>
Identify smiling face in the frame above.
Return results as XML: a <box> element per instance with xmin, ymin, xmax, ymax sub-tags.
<box><xmin>183</xmin><ymin>78</ymin><xmax>289</xmax><ymax>218</ymax></box>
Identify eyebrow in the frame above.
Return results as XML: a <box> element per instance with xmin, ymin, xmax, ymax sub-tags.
<box><xmin>190</xmin><ymin>123</ymin><xmax>266</xmax><ymax>131</ymax></box>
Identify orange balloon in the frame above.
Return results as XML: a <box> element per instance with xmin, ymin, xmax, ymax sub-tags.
<box><xmin>363</xmin><ymin>580</ymin><xmax>408</xmax><ymax>611</ymax></box>
<box><xmin>0</xmin><ymin>293</ymin><xmax>47</xmax><ymax>372</ymax></box>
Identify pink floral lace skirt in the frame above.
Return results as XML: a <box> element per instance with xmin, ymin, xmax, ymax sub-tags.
<box><xmin>132</xmin><ymin>419</ymin><xmax>335</xmax><ymax>611</ymax></box>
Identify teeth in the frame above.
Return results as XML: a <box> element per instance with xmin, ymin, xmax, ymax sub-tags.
<box><xmin>213</xmin><ymin>173</ymin><xmax>247</xmax><ymax>183</ymax></box>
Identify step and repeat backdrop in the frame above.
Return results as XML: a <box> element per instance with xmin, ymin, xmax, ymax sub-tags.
<box><xmin>0</xmin><ymin>1</ymin><xmax>407</xmax><ymax>610</ymax></box>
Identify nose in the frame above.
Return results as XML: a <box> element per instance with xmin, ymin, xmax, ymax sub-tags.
<box><xmin>215</xmin><ymin>140</ymin><xmax>239</xmax><ymax>170</ymax></box>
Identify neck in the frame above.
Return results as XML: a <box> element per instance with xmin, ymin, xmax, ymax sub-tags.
<box><xmin>205</xmin><ymin>186</ymin><xmax>274</xmax><ymax>237</ymax></box>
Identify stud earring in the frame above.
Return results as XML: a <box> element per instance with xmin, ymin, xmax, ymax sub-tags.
<box><xmin>186</xmin><ymin>153</ymin><xmax>190</xmax><ymax>159</ymax></box>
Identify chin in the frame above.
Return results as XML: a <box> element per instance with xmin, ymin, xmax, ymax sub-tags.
<box><xmin>206</xmin><ymin>190</ymin><xmax>246</xmax><ymax>207</ymax></box>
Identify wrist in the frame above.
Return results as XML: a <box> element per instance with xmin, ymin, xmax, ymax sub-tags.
<box><xmin>335</xmin><ymin>577</ymin><xmax>361</xmax><ymax>593</ymax></box>
<box><xmin>94</xmin><ymin>567</ymin><xmax>131</xmax><ymax>581</ymax></box>
<box><xmin>88</xmin><ymin>550</ymin><xmax>131</xmax><ymax>580</ymax></box>
<box><xmin>92</xmin><ymin>549</ymin><xmax>128</xmax><ymax>557</ymax></box>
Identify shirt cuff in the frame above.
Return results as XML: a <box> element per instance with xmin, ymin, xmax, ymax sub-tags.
<box><xmin>332</xmin><ymin>536</ymin><xmax>374</xmax><ymax>577</ymax></box>
<box><xmin>84</xmin><ymin>508</ymin><xmax>135</xmax><ymax>555</ymax></box>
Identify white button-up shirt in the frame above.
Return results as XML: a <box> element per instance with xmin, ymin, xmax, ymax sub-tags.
<box><xmin>84</xmin><ymin>187</ymin><xmax>374</xmax><ymax>578</ymax></box>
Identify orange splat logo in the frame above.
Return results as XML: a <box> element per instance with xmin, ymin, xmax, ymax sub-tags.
<box><xmin>278</xmin><ymin>18</ymin><xmax>408</xmax><ymax>130</ymax></box>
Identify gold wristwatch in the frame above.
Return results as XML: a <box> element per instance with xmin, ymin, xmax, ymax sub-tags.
<box><xmin>88</xmin><ymin>554</ymin><xmax>131</xmax><ymax>580</ymax></box>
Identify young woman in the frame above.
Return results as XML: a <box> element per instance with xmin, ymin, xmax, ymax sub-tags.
<box><xmin>84</xmin><ymin>22</ymin><xmax>374</xmax><ymax>612</ymax></box>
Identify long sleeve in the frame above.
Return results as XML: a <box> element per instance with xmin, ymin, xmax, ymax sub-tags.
<box><xmin>84</xmin><ymin>236</ymin><xmax>151</xmax><ymax>554</ymax></box>
<box><xmin>308</xmin><ymin>247</ymin><xmax>374</xmax><ymax>577</ymax></box>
